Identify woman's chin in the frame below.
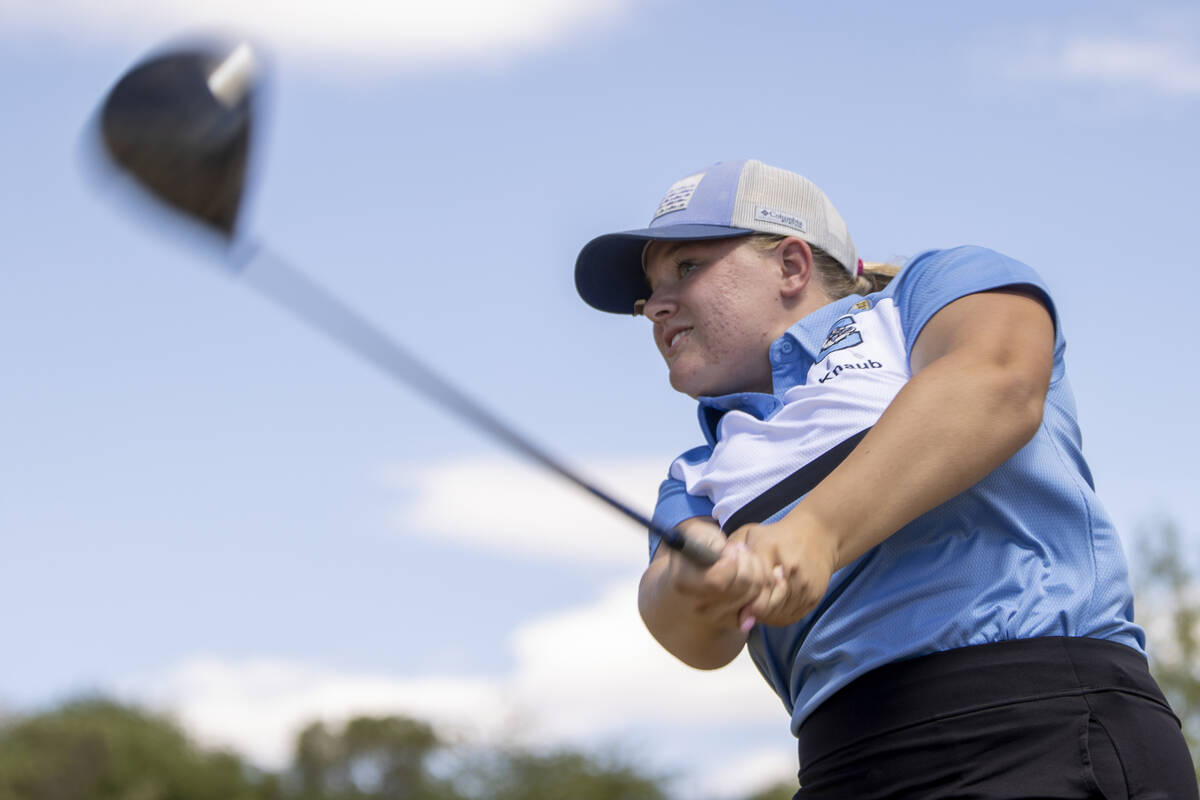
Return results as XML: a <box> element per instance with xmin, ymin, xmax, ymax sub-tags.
<box><xmin>670</xmin><ymin>367</ymin><xmax>770</xmax><ymax>398</ymax></box>
<box><xmin>668</xmin><ymin>371</ymin><xmax>702</xmax><ymax>398</ymax></box>
<box><xmin>669</xmin><ymin>367</ymin><xmax>719</xmax><ymax>399</ymax></box>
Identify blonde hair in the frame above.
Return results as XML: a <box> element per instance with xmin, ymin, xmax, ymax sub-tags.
<box><xmin>747</xmin><ymin>234</ymin><xmax>900</xmax><ymax>298</ymax></box>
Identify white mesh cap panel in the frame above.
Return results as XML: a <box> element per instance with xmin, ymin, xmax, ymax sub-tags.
<box><xmin>729</xmin><ymin>160</ymin><xmax>858</xmax><ymax>275</ymax></box>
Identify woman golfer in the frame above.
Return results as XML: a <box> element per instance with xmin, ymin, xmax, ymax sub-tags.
<box><xmin>575</xmin><ymin>160</ymin><xmax>1196</xmax><ymax>799</ymax></box>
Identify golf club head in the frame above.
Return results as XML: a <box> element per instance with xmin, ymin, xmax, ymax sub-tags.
<box><xmin>92</xmin><ymin>39</ymin><xmax>260</xmax><ymax>243</ymax></box>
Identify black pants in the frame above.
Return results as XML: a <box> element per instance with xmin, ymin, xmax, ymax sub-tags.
<box><xmin>795</xmin><ymin>637</ymin><xmax>1197</xmax><ymax>799</ymax></box>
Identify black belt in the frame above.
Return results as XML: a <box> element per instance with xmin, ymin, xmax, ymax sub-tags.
<box><xmin>797</xmin><ymin>636</ymin><xmax>1173</xmax><ymax>769</ymax></box>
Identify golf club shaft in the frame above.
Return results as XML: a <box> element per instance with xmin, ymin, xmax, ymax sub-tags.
<box><xmin>234</xmin><ymin>244</ymin><xmax>721</xmax><ymax>568</ymax></box>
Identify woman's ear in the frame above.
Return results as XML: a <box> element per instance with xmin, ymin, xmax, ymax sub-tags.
<box><xmin>777</xmin><ymin>237</ymin><xmax>814</xmax><ymax>298</ymax></box>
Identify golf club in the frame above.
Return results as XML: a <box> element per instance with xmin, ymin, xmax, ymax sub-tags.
<box><xmin>90</xmin><ymin>39</ymin><xmax>720</xmax><ymax>568</ymax></box>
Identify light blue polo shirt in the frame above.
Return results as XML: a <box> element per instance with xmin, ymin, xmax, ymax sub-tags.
<box><xmin>648</xmin><ymin>245</ymin><xmax>1145</xmax><ymax>734</ymax></box>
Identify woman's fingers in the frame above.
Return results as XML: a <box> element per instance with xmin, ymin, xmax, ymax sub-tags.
<box><xmin>732</xmin><ymin>518</ymin><xmax>838</xmax><ymax>627</ymax></box>
<box><xmin>678</xmin><ymin>542</ymin><xmax>776</xmax><ymax>629</ymax></box>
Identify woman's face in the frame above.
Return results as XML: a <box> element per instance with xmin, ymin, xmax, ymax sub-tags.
<box><xmin>642</xmin><ymin>237</ymin><xmax>788</xmax><ymax>398</ymax></box>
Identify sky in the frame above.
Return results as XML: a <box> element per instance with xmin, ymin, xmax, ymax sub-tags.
<box><xmin>1</xmin><ymin>1</ymin><xmax>1198</xmax><ymax>796</ymax></box>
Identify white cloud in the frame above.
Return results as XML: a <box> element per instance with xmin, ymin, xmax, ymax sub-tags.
<box><xmin>383</xmin><ymin>455</ymin><xmax>670</xmax><ymax>566</ymax></box>
<box><xmin>702</xmin><ymin>747</ymin><xmax>799</xmax><ymax>799</ymax></box>
<box><xmin>0</xmin><ymin>0</ymin><xmax>633</xmax><ymax>68</ymax></box>
<box><xmin>122</xmin><ymin>658</ymin><xmax>511</xmax><ymax>765</ymax></box>
<box><xmin>115</xmin><ymin>579</ymin><xmax>793</xmax><ymax>798</ymax></box>
<box><xmin>1056</xmin><ymin>35</ymin><xmax>1200</xmax><ymax>95</ymax></box>
<box><xmin>507</xmin><ymin>582</ymin><xmax>786</xmax><ymax>733</ymax></box>
<box><xmin>1006</xmin><ymin>27</ymin><xmax>1200</xmax><ymax>97</ymax></box>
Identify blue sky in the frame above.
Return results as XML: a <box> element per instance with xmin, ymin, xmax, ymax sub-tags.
<box><xmin>2</xmin><ymin>1</ymin><xmax>1198</xmax><ymax>796</ymax></box>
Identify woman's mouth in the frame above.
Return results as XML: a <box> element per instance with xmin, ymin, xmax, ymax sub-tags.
<box><xmin>665</xmin><ymin>328</ymin><xmax>691</xmax><ymax>357</ymax></box>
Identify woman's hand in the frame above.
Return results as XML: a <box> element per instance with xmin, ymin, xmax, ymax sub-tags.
<box><xmin>730</xmin><ymin>508</ymin><xmax>839</xmax><ymax>627</ymax></box>
<box><xmin>662</xmin><ymin>517</ymin><xmax>777</xmax><ymax>632</ymax></box>
<box><xmin>638</xmin><ymin>516</ymin><xmax>777</xmax><ymax>668</ymax></box>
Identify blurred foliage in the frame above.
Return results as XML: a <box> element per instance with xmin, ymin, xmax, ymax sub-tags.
<box><xmin>0</xmin><ymin>702</ymin><xmax>669</xmax><ymax>800</ymax></box>
<box><xmin>0</xmin><ymin>698</ymin><xmax>273</xmax><ymax>800</ymax></box>
<box><xmin>1136</xmin><ymin>517</ymin><xmax>1200</xmax><ymax>781</ymax></box>
<box><xmin>289</xmin><ymin>716</ymin><xmax>448</xmax><ymax>799</ymax></box>
<box><xmin>451</xmin><ymin>748</ymin><xmax>667</xmax><ymax>800</ymax></box>
<box><xmin>742</xmin><ymin>783</ymin><xmax>794</xmax><ymax>800</ymax></box>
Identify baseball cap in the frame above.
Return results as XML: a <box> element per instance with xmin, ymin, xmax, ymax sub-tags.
<box><xmin>574</xmin><ymin>159</ymin><xmax>858</xmax><ymax>314</ymax></box>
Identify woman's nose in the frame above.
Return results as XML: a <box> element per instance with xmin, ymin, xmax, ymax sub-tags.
<box><xmin>640</xmin><ymin>290</ymin><xmax>676</xmax><ymax>320</ymax></box>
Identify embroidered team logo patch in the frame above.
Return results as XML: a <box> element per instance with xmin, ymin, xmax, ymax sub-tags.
<box><xmin>816</xmin><ymin>315</ymin><xmax>862</xmax><ymax>361</ymax></box>
<box><xmin>653</xmin><ymin>173</ymin><xmax>704</xmax><ymax>220</ymax></box>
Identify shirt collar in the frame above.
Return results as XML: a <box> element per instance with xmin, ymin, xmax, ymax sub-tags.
<box><xmin>695</xmin><ymin>392</ymin><xmax>782</xmax><ymax>446</ymax></box>
<box><xmin>693</xmin><ymin>298</ymin><xmax>864</xmax><ymax>444</ymax></box>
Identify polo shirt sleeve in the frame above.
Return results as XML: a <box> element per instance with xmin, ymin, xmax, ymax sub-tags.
<box><xmin>648</xmin><ymin>447</ymin><xmax>716</xmax><ymax>560</ymax></box>
<box><xmin>892</xmin><ymin>246</ymin><xmax>1059</xmax><ymax>357</ymax></box>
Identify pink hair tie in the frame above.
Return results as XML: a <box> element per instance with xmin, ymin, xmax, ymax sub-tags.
<box><xmin>856</xmin><ymin>258</ymin><xmax>864</xmax><ymax>276</ymax></box>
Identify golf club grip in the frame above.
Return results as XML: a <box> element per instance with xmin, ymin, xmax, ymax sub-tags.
<box><xmin>235</xmin><ymin>245</ymin><xmax>721</xmax><ymax>568</ymax></box>
<box><xmin>660</xmin><ymin>525</ymin><xmax>721</xmax><ymax>566</ymax></box>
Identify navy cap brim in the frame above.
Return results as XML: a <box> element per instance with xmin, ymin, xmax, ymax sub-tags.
<box><xmin>574</xmin><ymin>224</ymin><xmax>753</xmax><ymax>314</ymax></box>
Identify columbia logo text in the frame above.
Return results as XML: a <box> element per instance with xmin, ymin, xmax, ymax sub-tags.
<box><xmin>754</xmin><ymin>206</ymin><xmax>806</xmax><ymax>232</ymax></box>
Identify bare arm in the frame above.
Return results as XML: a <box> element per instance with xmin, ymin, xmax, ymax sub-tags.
<box><xmin>638</xmin><ymin>516</ymin><xmax>774</xmax><ymax>669</ymax></box>
<box><xmin>736</xmin><ymin>289</ymin><xmax>1055</xmax><ymax>626</ymax></box>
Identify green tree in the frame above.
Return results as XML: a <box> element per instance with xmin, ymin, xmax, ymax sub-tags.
<box><xmin>452</xmin><ymin>746</ymin><xmax>668</xmax><ymax>800</ymax></box>
<box><xmin>0</xmin><ymin>698</ymin><xmax>273</xmax><ymax>800</ymax></box>
<box><xmin>287</xmin><ymin>716</ymin><xmax>669</xmax><ymax>800</ymax></box>
<box><xmin>1137</xmin><ymin>518</ymin><xmax>1200</xmax><ymax>780</ymax></box>
<box><xmin>0</xmin><ymin>702</ymin><xmax>673</xmax><ymax>800</ymax></box>
<box><xmin>289</xmin><ymin>716</ymin><xmax>452</xmax><ymax>800</ymax></box>
<box><xmin>741</xmin><ymin>782</ymin><xmax>794</xmax><ymax>800</ymax></box>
